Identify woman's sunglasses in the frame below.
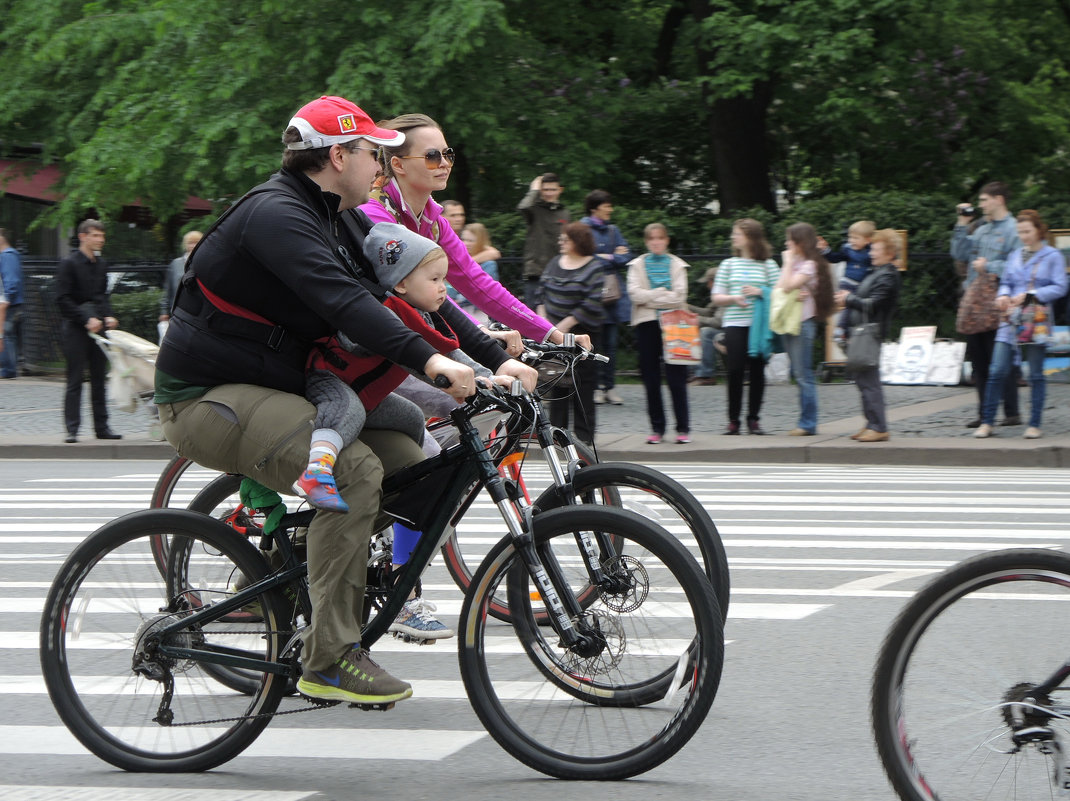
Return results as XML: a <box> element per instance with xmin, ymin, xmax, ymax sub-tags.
<box><xmin>397</xmin><ymin>148</ymin><xmax>456</xmax><ymax>169</ymax></box>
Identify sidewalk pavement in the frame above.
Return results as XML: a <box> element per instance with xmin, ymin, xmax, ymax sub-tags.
<box><xmin>2</xmin><ymin>375</ymin><xmax>1069</xmax><ymax>467</ymax></box>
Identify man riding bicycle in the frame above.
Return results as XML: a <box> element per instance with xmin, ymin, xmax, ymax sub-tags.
<box><xmin>154</xmin><ymin>95</ymin><xmax>535</xmax><ymax>705</ymax></box>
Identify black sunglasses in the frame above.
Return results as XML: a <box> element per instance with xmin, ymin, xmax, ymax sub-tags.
<box><xmin>398</xmin><ymin>147</ymin><xmax>456</xmax><ymax>169</ymax></box>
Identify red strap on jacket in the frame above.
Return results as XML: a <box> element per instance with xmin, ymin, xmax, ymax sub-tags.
<box><xmin>308</xmin><ymin>296</ymin><xmax>460</xmax><ymax>409</ymax></box>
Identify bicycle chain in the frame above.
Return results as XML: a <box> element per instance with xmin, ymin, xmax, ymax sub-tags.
<box><xmin>165</xmin><ymin>699</ymin><xmax>334</xmax><ymax>727</ymax></box>
<box><xmin>162</xmin><ymin>627</ymin><xmax>319</xmax><ymax>727</ymax></box>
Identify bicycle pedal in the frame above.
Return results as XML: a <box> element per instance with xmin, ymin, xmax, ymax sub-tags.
<box><xmin>300</xmin><ymin>695</ymin><xmax>341</xmax><ymax>708</ymax></box>
<box><xmin>391</xmin><ymin>631</ymin><xmax>437</xmax><ymax>645</ymax></box>
<box><xmin>348</xmin><ymin>701</ymin><xmax>396</xmax><ymax>711</ymax></box>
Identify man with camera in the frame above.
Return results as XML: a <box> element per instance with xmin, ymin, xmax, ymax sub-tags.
<box><xmin>951</xmin><ymin>181</ymin><xmax>1021</xmax><ymax>427</ymax></box>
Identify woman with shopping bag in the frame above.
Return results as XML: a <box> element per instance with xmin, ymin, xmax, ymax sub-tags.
<box><xmin>626</xmin><ymin>223</ymin><xmax>693</xmax><ymax>444</ymax></box>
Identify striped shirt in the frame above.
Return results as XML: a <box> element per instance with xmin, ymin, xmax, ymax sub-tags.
<box><xmin>537</xmin><ymin>256</ymin><xmax>607</xmax><ymax>331</ymax></box>
<box><xmin>713</xmin><ymin>257</ymin><xmax>781</xmax><ymax>327</ymax></box>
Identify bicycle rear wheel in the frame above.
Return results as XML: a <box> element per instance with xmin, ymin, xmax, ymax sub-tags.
<box><xmin>40</xmin><ymin>508</ymin><xmax>291</xmax><ymax>772</ymax></box>
<box><xmin>148</xmin><ymin>454</ymin><xmax>228</xmax><ymax>574</ymax></box>
<box><xmin>872</xmin><ymin>548</ymin><xmax>1070</xmax><ymax>801</ymax></box>
<box><xmin>459</xmin><ymin>506</ymin><xmax>723</xmax><ymax>780</ymax></box>
<box><xmin>540</xmin><ymin>462</ymin><xmax>730</xmax><ymax>623</ymax></box>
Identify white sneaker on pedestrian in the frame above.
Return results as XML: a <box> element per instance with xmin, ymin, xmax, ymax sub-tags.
<box><xmin>605</xmin><ymin>389</ymin><xmax>623</xmax><ymax>405</ymax></box>
<box><xmin>973</xmin><ymin>423</ymin><xmax>994</xmax><ymax>439</ymax></box>
<box><xmin>1024</xmin><ymin>426</ymin><xmax>1042</xmax><ymax>439</ymax></box>
<box><xmin>593</xmin><ymin>390</ymin><xmax>607</xmax><ymax>405</ymax></box>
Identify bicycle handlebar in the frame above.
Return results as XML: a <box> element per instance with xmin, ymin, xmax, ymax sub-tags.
<box><xmin>521</xmin><ymin>337</ymin><xmax>609</xmax><ymax>364</ymax></box>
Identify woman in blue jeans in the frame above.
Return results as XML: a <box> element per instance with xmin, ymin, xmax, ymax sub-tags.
<box><xmin>975</xmin><ymin>210</ymin><xmax>1068</xmax><ymax>440</ymax></box>
<box><xmin>777</xmin><ymin>223</ymin><xmax>834</xmax><ymax>435</ymax></box>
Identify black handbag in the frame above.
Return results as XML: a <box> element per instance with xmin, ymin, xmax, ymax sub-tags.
<box><xmin>845</xmin><ymin>312</ymin><xmax>881</xmax><ymax>372</ymax></box>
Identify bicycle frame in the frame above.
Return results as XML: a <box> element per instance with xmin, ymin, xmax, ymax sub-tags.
<box><xmin>149</xmin><ymin>383</ymin><xmax>619</xmax><ymax>682</ymax></box>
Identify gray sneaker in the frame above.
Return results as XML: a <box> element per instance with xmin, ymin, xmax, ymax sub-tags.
<box><xmin>297</xmin><ymin>647</ymin><xmax>413</xmax><ymax>704</ymax></box>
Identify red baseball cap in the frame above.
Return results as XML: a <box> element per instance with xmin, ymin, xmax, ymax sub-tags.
<box><xmin>285</xmin><ymin>96</ymin><xmax>404</xmax><ymax>151</ymax></box>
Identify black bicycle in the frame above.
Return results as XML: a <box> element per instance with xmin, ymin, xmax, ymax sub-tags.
<box><xmin>151</xmin><ymin>340</ymin><xmax>731</xmax><ymax>625</ymax></box>
<box><xmin>872</xmin><ymin>547</ymin><xmax>1070</xmax><ymax>800</ymax></box>
<box><xmin>41</xmin><ymin>379</ymin><xmax>724</xmax><ymax>780</ymax></box>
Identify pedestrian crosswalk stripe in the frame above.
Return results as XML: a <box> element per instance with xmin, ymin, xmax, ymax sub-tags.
<box><xmin>0</xmin><ymin>726</ymin><xmax>485</xmax><ymax>761</ymax></box>
<box><xmin>0</xmin><ymin>787</ymin><xmax>316</xmax><ymax>801</ymax></box>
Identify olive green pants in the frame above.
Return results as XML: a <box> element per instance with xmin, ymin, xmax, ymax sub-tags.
<box><xmin>159</xmin><ymin>384</ymin><xmax>423</xmax><ymax>671</ymax></box>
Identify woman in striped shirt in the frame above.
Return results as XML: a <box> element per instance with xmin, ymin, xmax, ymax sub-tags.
<box><xmin>536</xmin><ymin>222</ymin><xmax>606</xmax><ymax>445</ymax></box>
<box><xmin>712</xmin><ymin>219</ymin><xmax>781</xmax><ymax>434</ymax></box>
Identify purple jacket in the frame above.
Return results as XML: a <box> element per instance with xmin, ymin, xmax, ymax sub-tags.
<box><xmin>360</xmin><ymin>180</ymin><xmax>553</xmax><ymax>341</ymax></box>
<box><xmin>996</xmin><ymin>244</ymin><xmax>1069</xmax><ymax>345</ymax></box>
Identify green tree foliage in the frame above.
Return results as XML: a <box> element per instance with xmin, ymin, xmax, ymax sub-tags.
<box><xmin>0</xmin><ymin>0</ymin><xmax>1069</xmax><ymax>239</ymax></box>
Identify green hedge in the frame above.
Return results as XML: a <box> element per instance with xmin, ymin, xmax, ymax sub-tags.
<box><xmin>110</xmin><ymin>289</ymin><xmax>163</xmax><ymax>344</ymax></box>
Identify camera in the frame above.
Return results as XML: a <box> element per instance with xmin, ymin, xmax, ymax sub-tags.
<box><xmin>958</xmin><ymin>204</ymin><xmax>978</xmax><ymax>216</ymax></box>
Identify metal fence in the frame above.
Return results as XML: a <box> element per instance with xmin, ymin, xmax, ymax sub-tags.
<box><xmin>16</xmin><ymin>251</ymin><xmax>1028</xmax><ymax>377</ymax></box>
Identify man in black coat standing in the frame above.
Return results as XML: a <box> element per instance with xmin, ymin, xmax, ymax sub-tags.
<box><xmin>55</xmin><ymin>219</ymin><xmax>121</xmax><ymax>443</ymax></box>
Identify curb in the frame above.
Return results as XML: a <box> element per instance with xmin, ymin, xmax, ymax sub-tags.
<box><xmin>7</xmin><ymin>434</ymin><xmax>1069</xmax><ymax>468</ymax></box>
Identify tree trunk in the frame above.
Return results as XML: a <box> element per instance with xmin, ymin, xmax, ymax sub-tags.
<box><xmin>709</xmin><ymin>89</ymin><xmax>775</xmax><ymax>214</ymax></box>
<box><xmin>687</xmin><ymin>0</ymin><xmax>776</xmax><ymax>215</ymax></box>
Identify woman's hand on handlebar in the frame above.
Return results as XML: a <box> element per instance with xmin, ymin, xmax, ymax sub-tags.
<box><xmin>483</xmin><ymin>327</ymin><xmax>524</xmax><ymax>357</ymax></box>
<box><xmin>425</xmin><ymin>353</ymin><xmax>477</xmax><ymax>403</ymax></box>
<box><xmin>495</xmin><ymin>358</ymin><xmax>538</xmax><ymax>393</ymax></box>
<box><xmin>548</xmin><ymin>327</ymin><xmax>592</xmax><ymax>351</ymax></box>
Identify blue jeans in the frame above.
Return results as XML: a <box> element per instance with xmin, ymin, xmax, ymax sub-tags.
<box><xmin>982</xmin><ymin>342</ymin><xmax>1046</xmax><ymax>428</ymax></box>
<box><xmin>780</xmin><ymin>318</ymin><xmax>818</xmax><ymax>433</ymax></box>
<box><xmin>697</xmin><ymin>326</ymin><xmax>721</xmax><ymax>378</ymax></box>
<box><xmin>0</xmin><ymin>305</ymin><xmax>19</xmax><ymax>378</ymax></box>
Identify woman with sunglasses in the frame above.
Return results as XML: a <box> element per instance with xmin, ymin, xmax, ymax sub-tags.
<box><xmin>359</xmin><ymin>114</ymin><xmax>585</xmax><ymax>355</ymax></box>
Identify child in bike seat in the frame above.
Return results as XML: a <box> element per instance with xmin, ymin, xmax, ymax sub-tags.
<box><xmin>294</xmin><ymin>222</ymin><xmax>492</xmax><ymax>515</ymax></box>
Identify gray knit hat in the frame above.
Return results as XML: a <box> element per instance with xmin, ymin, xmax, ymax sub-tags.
<box><xmin>363</xmin><ymin>223</ymin><xmax>442</xmax><ymax>289</ymax></box>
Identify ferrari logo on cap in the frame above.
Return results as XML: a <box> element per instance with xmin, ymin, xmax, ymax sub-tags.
<box><xmin>338</xmin><ymin>113</ymin><xmax>356</xmax><ymax>133</ymax></box>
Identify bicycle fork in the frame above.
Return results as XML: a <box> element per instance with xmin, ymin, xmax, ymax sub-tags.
<box><xmin>528</xmin><ymin>420</ymin><xmax>618</xmax><ymax>591</ymax></box>
<box><xmin>462</xmin><ymin>421</ymin><xmax>599</xmax><ymax>651</ymax></box>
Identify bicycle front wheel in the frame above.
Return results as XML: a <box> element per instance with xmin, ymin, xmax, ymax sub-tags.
<box><xmin>459</xmin><ymin>506</ymin><xmax>723</xmax><ymax>780</ymax></box>
<box><xmin>40</xmin><ymin>509</ymin><xmax>291</xmax><ymax>772</ymax></box>
<box><xmin>872</xmin><ymin>548</ymin><xmax>1070</xmax><ymax>801</ymax></box>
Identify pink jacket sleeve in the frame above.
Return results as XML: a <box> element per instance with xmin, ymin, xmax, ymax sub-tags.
<box><xmin>361</xmin><ymin>197</ymin><xmax>554</xmax><ymax>341</ymax></box>
<box><xmin>436</xmin><ymin>222</ymin><xmax>553</xmax><ymax>341</ymax></box>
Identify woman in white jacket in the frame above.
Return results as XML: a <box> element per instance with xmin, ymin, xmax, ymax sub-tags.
<box><xmin>626</xmin><ymin>223</ymin><xmax>692</xmax><ymax>444</ymax></box>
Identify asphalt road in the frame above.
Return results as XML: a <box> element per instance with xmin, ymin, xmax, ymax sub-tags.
<box><xmin>3</xmin><ymin>458</ymin><xmax>1067</xmax><ymax>800</ymax></box>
